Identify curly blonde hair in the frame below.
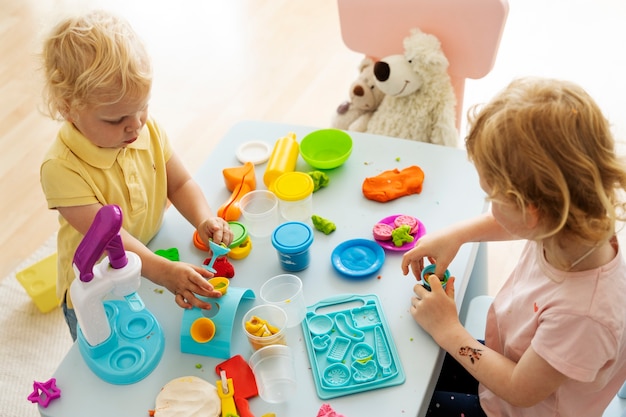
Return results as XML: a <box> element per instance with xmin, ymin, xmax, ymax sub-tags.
<box><xmin>466</xmin><ymin>77</ymin><xmax>626</xmax><ymax>245</ymax></box>
<box><xmin>41</xmin><ymin>10</ymin><xmax>152</xmax><ymax>119</ymax></box>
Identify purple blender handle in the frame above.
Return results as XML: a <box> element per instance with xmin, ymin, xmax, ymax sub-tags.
<box><xmin>73</xmin><ymin>205</ymin><xmax>128</xmax><ymax>282</ymax></box>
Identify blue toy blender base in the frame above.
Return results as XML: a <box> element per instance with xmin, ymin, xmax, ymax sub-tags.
<box><xmin>70</xmin><ymin>205</ymin><xmax>165</xmax><ymax>385</ymax></box>
<box><xmin>77</xmin><ymin>300</ymin><xmax>164</xmax><ymax>385</ymax></box>
<box><xmin>180</xmin><ymin>286</ymin><xmax>255</xmax><ymax>358</ymax></box>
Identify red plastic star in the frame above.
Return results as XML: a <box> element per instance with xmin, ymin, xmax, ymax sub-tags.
<box><xmin>27</xmin><ymin>378</ymin><xmax>61</xmax><ymax>408</ymax></box>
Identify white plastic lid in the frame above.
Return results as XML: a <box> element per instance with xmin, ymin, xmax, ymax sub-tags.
<box><xmin>236</xmin><ymin>141</ymin><xmax>272</xmax><ymax>165</ymax></box>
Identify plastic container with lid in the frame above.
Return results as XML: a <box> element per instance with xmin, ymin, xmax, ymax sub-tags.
<box><xmin>271</xmin><ymin>172</ymin><xmax>314</xmax><ymax>223</ymax></box>
<box><xmin>271</xmin><ymin>222</ymin><xmax>314</xmax><ymax>272</ymax></box>
<box><xmin>227</xmin><ymin>221</ymin><xmax>252</xmax><ymax>260</ymax></box>
<box><xmin>263</xmin><ymin>132</ymin><xmax>299</xmax><ymax>188</ymax></box>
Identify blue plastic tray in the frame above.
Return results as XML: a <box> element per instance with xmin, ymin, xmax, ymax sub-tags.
<box><xmin>301</xmin><ymin>294</ymin><xmax>405</xmax><ymax>399</ymax></box>
<box><xmin>180</xmin><ymin>286</ymin><xmax>255</xmax><ymax>359</ymax></box>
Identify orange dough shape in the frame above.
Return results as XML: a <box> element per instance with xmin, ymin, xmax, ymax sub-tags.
<box><xmin>362</xmin><ymin>165</ymin><xmax>425</xmax><ymax>202</ymax></box>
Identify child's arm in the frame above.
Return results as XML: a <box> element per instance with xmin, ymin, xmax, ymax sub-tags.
<box><xmin>58</xmin><ymin>204</ymin><xmax>222</xmax><ymax>310</ymax></box>
<box><xmin>411</xmin><ymin>276</ymin><xmax>568</xmax><ymax>407</ymax></box>
<box><xmin>402</xmin><ymin>211</ymin><xmax>518</xmax><ymax>279</ymax></box>
<box><xmin>165</xmin><ymin>152</ymin><xmax>233</xmax><ymax>248</ymax></box>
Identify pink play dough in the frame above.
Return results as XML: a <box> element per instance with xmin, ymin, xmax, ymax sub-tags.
<box><xmin>393</xmin><ymin>215</ymin><xmax>419</xmax><ymax>234</ymax></box>
<box><xmin>372</xmin><ymin>222</ymin><xmax>394</xmax><ymax>241</ymax></box>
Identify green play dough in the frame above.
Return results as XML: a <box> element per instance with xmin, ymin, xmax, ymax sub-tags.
<box><xmin>311</xmin><ymin>214</ymin><xmax>336</xmax><ymax>235</ymax></box>
<box><xmin>391</xmin><ymin>224</ymin><xmax>414</xmax><ymax>247</ymax></box>
<box><xmin>308</xmin><ymin>171</ymin><xmax>330</xmax><ymax>192</ymax></box>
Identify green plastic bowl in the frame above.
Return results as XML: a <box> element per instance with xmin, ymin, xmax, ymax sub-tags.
<box><xmin>299</xmin><ymin>129</ymin><xmax>353</xmax><ymax>169</ymax></box>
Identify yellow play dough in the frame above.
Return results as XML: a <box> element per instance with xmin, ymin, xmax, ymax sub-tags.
<box><xmin>153</xmin><ymin>376</ymin><xmax>220</xmax><ymax>417</ymax></box>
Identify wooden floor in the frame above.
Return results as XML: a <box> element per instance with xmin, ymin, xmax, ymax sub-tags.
<box><xmin>2</xmin><ymin>0</ymin><xmax>626</xmax><ymax>297</ymax></box>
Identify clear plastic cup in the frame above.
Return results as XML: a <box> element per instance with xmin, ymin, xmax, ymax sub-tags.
<box><xmin>260</xmin><ymin>274</ymin><xmax>306</xmax><ymax>328</ymax></box>
<box><xmin>242</xmin><ymin>304</ymin><xmax>287</xmax><ymax>351</ymax></box>
<box><xmin>239</xmin><ymin>190</ymin><xmax>280</xmax><ymax>239</ymax></box>
<box><xmin>248</xmin><ymin>345</ymin><xmax>296</xmax><ymax>403</ymax></box>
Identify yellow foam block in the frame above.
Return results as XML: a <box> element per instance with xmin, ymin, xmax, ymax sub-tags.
<box><xmin>16</xmin><ymin>253</ymin><xmax>59</xmax><ymax>313</ymax></box>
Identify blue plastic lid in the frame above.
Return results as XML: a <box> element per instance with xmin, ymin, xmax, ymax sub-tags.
<box><xmin>271</xmin><ymin>221</ymin><xmax>314</xmax><ymax>254</ymax></box>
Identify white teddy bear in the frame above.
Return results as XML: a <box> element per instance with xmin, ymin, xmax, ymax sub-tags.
<box><xmin>331</xmin><ymin>57</ymin><xmax>385</xmax><ymax>132</ymax></box>
<box><xmin>366</xmin><ymin>28</ymin><xmax>458</xmax><ymax>147</ymax></box>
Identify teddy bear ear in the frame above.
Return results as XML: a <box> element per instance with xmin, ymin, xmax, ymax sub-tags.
<box><xmin>358</xmin><ymin>56</ymin><xmax>376</xmax><ymax>72</ymax></box>
<box><xmin>404</xmin><ymin>29</ymin><xmax>449</xmax><ymax>71</ymax></box>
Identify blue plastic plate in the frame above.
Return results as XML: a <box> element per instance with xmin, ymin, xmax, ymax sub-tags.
<box><xmin>331</xmin><ymin>239</ymin><xmax>385</xmax><ymax>278</ymax></box>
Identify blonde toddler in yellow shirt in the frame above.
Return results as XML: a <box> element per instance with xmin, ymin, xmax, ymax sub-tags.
<box><xmin>40</xmin><ymin>10</ymin><xmax>232</xmax><ymax>340</ymax></box>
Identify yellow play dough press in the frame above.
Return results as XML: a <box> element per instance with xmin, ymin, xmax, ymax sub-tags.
<box><xmin>263</xmin><ymin>132</ymin><xmax>299</xmax><ymax>188</ymax></box>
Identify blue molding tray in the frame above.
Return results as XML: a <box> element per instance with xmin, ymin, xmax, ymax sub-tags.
<box><xmin>301</xmin><ymin>294</ymin><xmax>405</xmax><ymax>399</ymax></box>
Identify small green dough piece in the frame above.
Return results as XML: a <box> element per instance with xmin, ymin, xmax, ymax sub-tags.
<box><xmin>311</xmin><ymin>214</ymin><xmax>336</xmax><ymax>235</ymax></box>
<box><xmin>391</xmin><ymin>224</ymin><xmax>414</xmax><ymax>247</ymax></box>
<box><xmin>155</xmin><ymin>248</ymin><xmax>180</xmax><ymax>262</ymax></box>
<box><xmin>308</xmin><ymin>171</ymin><xmax>330</xmax><ymax>192</ymax></box>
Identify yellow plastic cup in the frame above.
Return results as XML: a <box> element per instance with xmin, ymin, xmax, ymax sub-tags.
<box><xmin>190</xmin><ymin>317</ymin><xmax>216</xmax><ymax>343</ymax></box>
<box><xmin>208</xmin><ymin>277</ymin><xmax>229</xmax><ymax>295</ymax></box>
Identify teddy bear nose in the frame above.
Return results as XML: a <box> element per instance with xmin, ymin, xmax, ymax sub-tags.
<box><xmin>374</xmin><ymin>61</ymin><xmax>390</xmax><ymax>82</ymax></box>
<box><xmin>353</xmin><ymin>85</ymin><xmax>365</xmax><ymax>97</ymax></box>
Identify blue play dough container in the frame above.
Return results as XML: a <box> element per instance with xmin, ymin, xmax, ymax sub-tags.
<box><xmin>421</xmin><ymin>264</ymin><xmax>450</xmax><ymax>291</ymax></box>
<box><xmin>271</xmin><ymin>221</ymin><xmax>314</xmax><ymax>272</ymax></box>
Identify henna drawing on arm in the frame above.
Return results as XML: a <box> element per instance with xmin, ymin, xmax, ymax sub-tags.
<box><xmin>459</xmin><ymin>346</ymin><xmax>483</xmax><ymax>364</ymax></box>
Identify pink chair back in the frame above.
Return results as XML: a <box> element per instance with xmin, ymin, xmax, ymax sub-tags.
<box><xmin>337</xmin><ymin>0</ymin><xmax>509</xmax><ymax>130</ymax></box>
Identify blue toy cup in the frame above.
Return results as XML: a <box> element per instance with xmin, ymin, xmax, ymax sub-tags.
<box><xmin>420</xmin><ymin>264</ymin><xmax>450</xmax><ymax>291</ymax></box>
<box><xmin>271</xmin><ymin>222</ymin><xmax>314</xmax><ymax>272</ymax></box>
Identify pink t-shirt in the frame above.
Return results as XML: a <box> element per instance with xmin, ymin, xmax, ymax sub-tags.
<box><xmin>479</xmin><ymin>239</ymin><xmax>626</xmax><ymax>417</ymax></box>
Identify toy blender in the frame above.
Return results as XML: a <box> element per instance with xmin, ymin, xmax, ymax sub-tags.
<box><xmin>70</xmin><ymin>205</ymin><xmax>164</xmax><ymax>385</ymax></box>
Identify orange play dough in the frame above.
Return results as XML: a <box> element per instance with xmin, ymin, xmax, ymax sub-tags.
<box><xmin>362</xmin><ymin>165</ymin><xmax>425</xmax><ymax>202</ymax></box>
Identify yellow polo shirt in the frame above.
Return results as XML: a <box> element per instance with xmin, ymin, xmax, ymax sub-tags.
<box><xmin>40</xmin><ymin>118</ymin><xmax>172</xmax><ymax>306</ymax></box>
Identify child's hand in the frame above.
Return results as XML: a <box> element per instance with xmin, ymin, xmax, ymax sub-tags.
<box><xmin>401</xmin><ymin>229</ymin><xmax>460</xmax><ymax>280</ymax></box>
<box><xmin>197</xmin><ymin>217</ymin><xmax>234</xmax><ymax>251</ymax></box>
<box><xmin>158</xmin><ymin>261</ymin><xmax>223</xmax><ymax>309</ymax></box>
<box><xmin>410</xmin><ymin>275</ymin><xmax>459</xmax><ymax>342</ymax></box>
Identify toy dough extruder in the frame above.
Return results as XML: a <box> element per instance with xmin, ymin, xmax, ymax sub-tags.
<box><xmin>70</xmin><ymin>205</ymin><xmax>164</xmax><ymax>385</ymax></box>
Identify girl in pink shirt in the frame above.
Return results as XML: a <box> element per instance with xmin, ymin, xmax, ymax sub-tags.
<box><xmin>402</xmin><ymin>77</ymin><xmax>626</xmax><ymax>416</ymax></box>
